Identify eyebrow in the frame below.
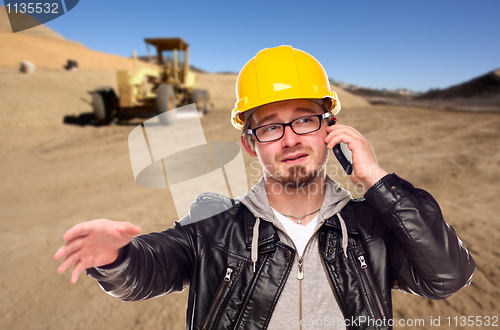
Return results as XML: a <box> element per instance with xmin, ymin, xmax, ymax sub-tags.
<box><xmin>255</xmin><ymin>107</ymin><xmax>318</xmax><ymax>127</ymax></box>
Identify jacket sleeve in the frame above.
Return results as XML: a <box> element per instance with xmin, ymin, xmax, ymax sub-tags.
<box><xmin>363</xmin><ymin>173</ymin><xmax>476</xmax><ymax>299</ymax></box>
<box><xmin>85</xmin><ymin>192</ymin><xmax>234</xmax><ymax>301</ymax></box>
<box><xmin>86</xmin><ymin>220</ymin><xmax>196</xmax><ymax>301</ymax></box>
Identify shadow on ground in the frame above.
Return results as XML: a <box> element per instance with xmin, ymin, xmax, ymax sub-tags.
<box><xmin>63</xmin><ymin>113</ymin><xmax>142</xmax><ymax>126</ymax></box>
<box><xmin>63</xmin><ymin>112</ymin><xmax>99</xmax><ymax>126</ymax></box>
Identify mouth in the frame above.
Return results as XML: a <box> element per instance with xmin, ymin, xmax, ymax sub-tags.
<box><xmin>281</xmin><ymin>153</ymin><xmax>308</xmax><ymax>164</ymax></box>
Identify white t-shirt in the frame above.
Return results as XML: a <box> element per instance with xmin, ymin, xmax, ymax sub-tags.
<box><xmin>272</xmin><ymin>208</ymin><xmax>318</xmax><ymax>257</ymax></box>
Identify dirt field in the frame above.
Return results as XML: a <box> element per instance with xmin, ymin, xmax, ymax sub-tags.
<box><xmin>1</xmin><ymin>10</ymin><xmax>499</xmax><ymax>329</ymax></box>
<box><xmin>1</xmin><ymin>68</ymin><xmax>499</xmax><ymax>330</ymax></box>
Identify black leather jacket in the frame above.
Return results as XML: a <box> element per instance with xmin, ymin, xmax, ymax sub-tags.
<box><xmin>88</xmin><ymin>174</ymin><xmax>476</xmax><ymax>330</ymax></box>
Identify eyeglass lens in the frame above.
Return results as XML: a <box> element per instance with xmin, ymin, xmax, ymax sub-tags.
<box><xmin>255</xmin><ymin>116</ymin><xmax>321</xmax><ymax>142</ymax></box>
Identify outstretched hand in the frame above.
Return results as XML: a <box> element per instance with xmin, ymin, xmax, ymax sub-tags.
<box><xmin>325</xmin><ymin>123</ymin><xmax>388</xmax><ymax>189</ymax></box>
<box><xmin>54</xmin><ymin>219</ymin><xmax>141</xmax><ymax>284</ymax></box>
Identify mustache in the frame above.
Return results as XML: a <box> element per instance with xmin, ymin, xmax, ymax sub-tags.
<box><xmin>275</xmin><ymin>146</ymin><xmax>313</xmax><ymax>163</ymax></box>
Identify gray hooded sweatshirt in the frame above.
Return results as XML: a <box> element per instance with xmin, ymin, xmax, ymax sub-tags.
<box><xmin>239</xmin><ymin>176</ymin><xmax>352</xmax><ymax>330</ymax></box>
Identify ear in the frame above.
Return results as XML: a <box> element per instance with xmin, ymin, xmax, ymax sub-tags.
<box><xmin>241</xmin><ymin>135</ymin><xmax>257</xmax><ymax>157</ymax></box>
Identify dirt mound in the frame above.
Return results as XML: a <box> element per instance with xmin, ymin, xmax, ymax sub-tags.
<box><xmin>418</xmin><ymin>69</ymin><xmax>500</xmax><ymax>99</ymax></box>
<box><xmin>0</xmin><ymin>29</ymin><xmax>153</xmax><ymax>70</ymax></box>
<box><xmin>0</xmin><ymin>6</ymin><xmax>154</xmax><ymax>71</ymax></box>
<box><xmin>346</xmin><ymin>69</ymin><xmax>500</xmax><ymax>113</ymax></box>
<box><xmin>406</xmin><ymin>69</ymin><xmax>500</xmax><ymax>112</ymax></box>
<box><xmin>0</xmin><ymin>6</ymin><xmax>66</xmax><ymax>40</ymax></box>
<box><xmin>331</xmin><ymin>83</ymin><xmax>371</xmax><ymax>109</ymax></box>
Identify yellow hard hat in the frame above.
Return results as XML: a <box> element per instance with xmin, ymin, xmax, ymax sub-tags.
<box><xmin>231</xmin><ymin>45</ymin><xmax>341</xmax><ymax>130</ymax></box>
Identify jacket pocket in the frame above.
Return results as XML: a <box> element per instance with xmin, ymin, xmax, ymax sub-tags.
<box><xmin>202</xmin><ymin>267</ymin><xmax>235</xmax><ymax>330</ymax></box>
<box><xmin>358</xmin><ymin>254</ymin><xmax>387</xmax><ymax>320</ymax></box>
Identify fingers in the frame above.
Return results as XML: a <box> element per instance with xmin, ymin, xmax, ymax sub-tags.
<box><xmin>325</xmin><ymin>132</ymin><xmax>356</xmax><ymax>150</ymax></box>
<box><xmin>324</xmin><ymin>124</ymin><xmax>372</xmax><ymax>153</ymax></box>
<box><xmin>325</xmin><ymin>123</ymin><xmax>388</xmax><ymax>188</ymax></box>
<box><xmin>55</xmin><ymin>219</ymin><xmax>141</xmax><ymax>284</ymax></box>
<box><xmin>325</xmin><ymin>123</ymin><xmax>364</xmax><ymax>145</ymax></box>
<box><xmin>54</xmin><ymin>236</ymin><xmax>85</xmax><ymax>261</ymax></box>
<box><xmin>62</xmin><ymin>221</ymin><xmax>92</xmax><ymax>242</ymax></box>
<box><xmin>71</xmin><ymin>260</ymin><xmax>86</xmax><ymax>284</ymax></box>
<box><xmin>53</xmin><ymin>246</ymin><xmax>64</xmax><ymax>260</ymax></box>
<box><xmin>57</xmin><ymin>250</ymin><xmax>80</xmax><ymax>274</ymax></box>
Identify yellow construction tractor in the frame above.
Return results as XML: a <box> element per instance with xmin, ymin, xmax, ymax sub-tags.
<box><xmin>91</xmin><ymin>37</ymin><xmax>212</xmax><ymax>124</ymax></box>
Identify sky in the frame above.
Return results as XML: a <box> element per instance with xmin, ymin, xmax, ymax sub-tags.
<box><xmin>41</xmin><ymin>0</ymin><xmax>500</xmax><ymax>92</ymax></box>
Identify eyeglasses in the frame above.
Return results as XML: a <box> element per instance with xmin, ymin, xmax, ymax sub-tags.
<box><xmin>247</xmin><ymin>112</ymin><xmax>331</xmax><ymax>143</ymax></box>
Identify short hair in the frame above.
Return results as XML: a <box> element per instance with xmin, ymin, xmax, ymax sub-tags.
<box><xmin>242</xmin><ymin>116</ymin><xmax>255</xmax><ymax>152</ymax></box>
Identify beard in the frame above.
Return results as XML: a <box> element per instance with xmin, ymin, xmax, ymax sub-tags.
<box><xmin>266</xmin><ymin>146</ymin><xmax>327</xmax><ymax>188</ymax></box>
<box><xmin>279</xmin><ymin>165</ymin><xmax>323</xmax><ymax>188</ymax></box>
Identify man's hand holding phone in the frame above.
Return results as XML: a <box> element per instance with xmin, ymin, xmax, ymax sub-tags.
<box><xmin>325</xmin><ymin>122</ymin><xmax>388</xmax><ymax>190</ymax></box>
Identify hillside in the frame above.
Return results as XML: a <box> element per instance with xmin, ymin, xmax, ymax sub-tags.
<box><xmin>344</xmin><ymin>69</ymin><xmax>500</xmax><ymax>112</ymax></box>
<box><xmin>418</xmin><ymin>69</ymin><xmax>500</xmax><ymax>99</ymax></box>
<box><xmin>0</xmin><ymin>5</ymin><xmax>66</xmax><ymax>40</ymax></box>
<box><xmin>0</xmin><ymin>6</ymin><xmax>154</xmax><ymax>71</ymax></box>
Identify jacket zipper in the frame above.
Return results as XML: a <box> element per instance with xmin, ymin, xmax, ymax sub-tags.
<box><xmin>318</xmin><ymin>243</ymin><xmax>348</xmax><ymax>328</ymax></box>
<box><xmin>283</xmin><ymin>225</ymin><xmax>350</xmax><ymax>328</ymax></box>
<box><xmin>295</xmin><ymin>255</ymin><xmax>304</xmax><ymax>330</ymax></box>
<box><xmin>299</xmin><ymin>278</ymin><xmax>303</xmax><ymax>330</ymax></box>
<box><xmin>358</xmin><ymin>255</ymin><xmax>386</xmax><ymax>319</ymax></box>
<box><xmin>297</xmin><ymin>256</ymin><xmax>304</xmax><ymax>280</ymax></box>
<box><xmin>202</xmin><ymin>267</ymin><xmax>233</xmax><ymax>330</ymax></box>
<box><xmin>275</xmin><ymin>227</ymin><xmax>323</xmax><ymax>329</ymax></box>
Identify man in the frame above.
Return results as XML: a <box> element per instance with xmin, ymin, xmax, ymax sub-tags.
<box><xmin>54</xmin><ymin>46</ymin><xmax>476</xmax><ymax>330</ymax></box>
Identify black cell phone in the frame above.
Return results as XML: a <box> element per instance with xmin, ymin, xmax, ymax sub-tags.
<box><xmin>328</xmin><ymin>120</ymin><xmax>354</xmax><ymax>175</ymax></box>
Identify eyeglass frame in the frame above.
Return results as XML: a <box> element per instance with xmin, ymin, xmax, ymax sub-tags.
<box><xmin>246</xmin><ymin>112</ymin><xmax>332</xmax><ymax>143</ymax></box>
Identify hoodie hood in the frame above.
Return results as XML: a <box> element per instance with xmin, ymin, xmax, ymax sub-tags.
<box><xmin>238</xmin><ymin>176</ymin><xmax>352</xmax><ymax>271</ymax></box>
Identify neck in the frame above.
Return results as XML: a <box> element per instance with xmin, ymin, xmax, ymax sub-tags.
<box><xmin>265</xmin><ymin>174</ymin><xmax>326</xmax><ymax>226</ymax></box>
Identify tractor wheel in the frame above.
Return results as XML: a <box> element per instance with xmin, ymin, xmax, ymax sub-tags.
<box><xmin>191</xmin><ymin>89</ymin><xmax>205</xmax><ymax>115</ymax></box>
<box><xmin>157</xmin><ymin>84</ymin><xmax>177</xmax><ymax>125</ymax></box>
<box><xmin>92</xmin><ymin>86</ymin><xmax>117</xmax><ymax>125</ymax></box>
<box><xmin>203</xmin><ymin>90</ymin><xmax>213</xmax><ymax>115</ymax></box>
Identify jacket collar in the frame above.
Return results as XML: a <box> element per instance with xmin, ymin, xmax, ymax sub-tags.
<box><xmin>323</xmin><ymin>204</ymin><xmax>358</xmax><ymax>234</ymax></box>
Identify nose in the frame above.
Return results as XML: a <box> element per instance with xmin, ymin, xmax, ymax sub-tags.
<box><xmin>280</xmin><ymin>125</ymin><xmax>301</xmax><ymax>148</ymax></box>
